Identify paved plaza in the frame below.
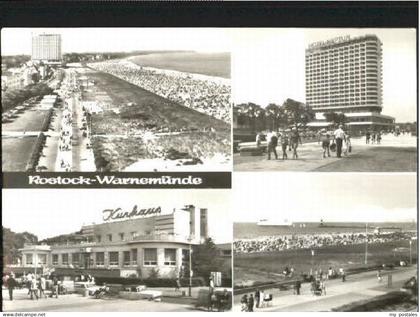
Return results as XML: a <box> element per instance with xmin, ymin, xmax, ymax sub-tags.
<box><xmin>234</xmin><ymin>134</ymin><xmax>417</xmax><ymax>172</ymax></box>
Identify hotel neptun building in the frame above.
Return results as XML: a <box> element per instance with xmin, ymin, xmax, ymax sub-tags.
<box><xmin>306</xmin><ymin>34</ymin><xmax>395</xmax><ymax>132</ymax></box>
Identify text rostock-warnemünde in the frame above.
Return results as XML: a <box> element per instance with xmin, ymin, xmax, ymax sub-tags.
<box><xmin>28</xmin><ymin>175</ymin><xmax>203</xmax><ymax>185</ymax></box>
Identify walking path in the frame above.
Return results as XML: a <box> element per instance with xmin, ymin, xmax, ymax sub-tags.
<box><xmin>38</xmin><ymin>108</ymin><xmax>63</xmax><ymax>171</ymax></box>
<box><xmin>234</xmin><ymin>266</ymin><xmax>416</xmax><ymax>312</ymax></box>
<box><xmin>73</xmin><ymin>89</ymin><xmax>96</xmax><ymax>172</ymax></box>
<box><xmin>2</xmin><ymin>290</ymin><xmax>193</xmax><ymax>312</ymax></box>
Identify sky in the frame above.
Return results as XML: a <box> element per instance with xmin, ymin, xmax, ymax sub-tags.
<box><xmin>2</xmin><ymin>189</ymin><xmax>232</xmax><ymax>243</ymax></box>
<box><xmin>231</xmin><ymin>28</ymin><xmax>417</xmax><ymax>122</ymax></box>
<box><xmin>1</xmin><ymin>28</ymin><xmax>232</xmax><ymax>55</ymax></box>
<box><xmin>233</xmin><ymin>173</ymin><xmax>417</xmax><ymax>223</ymax></box>
<box><xmin>1</xmin><ymin>28</ymin><xmax>417</xmax><ymax>121</ymax></box>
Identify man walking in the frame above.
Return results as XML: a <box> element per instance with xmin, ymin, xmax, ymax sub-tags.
<box><xmin>290</xmin><ymin>127</ymin><xmax>302</xmax><ymax>159</ymax></box>
<box><xmin>365</xmin><ymin>131</ymin><xmax>371</xmax><ymax>144</ymax></box>
<box><xmin>175</xmin><ymin>277</ymin><xmax>181</xmax><ymax>292</ymax></box>
<box><xmin>30</xmin><ymin>276</ymin><xmax>39</xmax><ymax>300</ymax></box>
<box><xmin>39</xmin><ymin>275</ymin><xmax>47</xmax><ymax>299</ymax></box>
<box><xmin>7</xmin><ymin>273</ymin><xmax>17</xmax><ymax>301</ymax></box>
<box><xmin>333</xmin><ymin>125</ymin><xmax>346</xmax><ymax>158</ymax></box>
<box><xmin>248</xmin><ymin>293</ymin><xmax>255</xmax><ymax>312</ymax></box>
<box><xmin>319</xmin><ymin>129</ymin><xmax>331</xmax><ymax>158</ymax></box>
<box><xmin>267</xmin><ymin>131</ymin><xmax>278</xmax><ymax>160</ymax></box>
<box><xmin>280</xmin><ymin>130</ymin><xmax>289</xmax><ymax>160</ymax></box>
<box><xmin>255</xmin><ymin>289</ymin><xmax>260</xmax><ymax>308</ymax></box>
<box><xmin>51</xmin><ymin>275</ymin><xmax>59</xmax><ymax>298</ymax></box>
<box><xmin>295</xmin><ymin>280</ymin><xmax>301</xmax><ymax>295</ymax></box>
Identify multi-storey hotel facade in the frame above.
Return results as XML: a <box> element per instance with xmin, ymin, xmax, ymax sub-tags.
<box><xmin>32</xmin><ymin>34</ymin><xmax>62</xmax><ymax>64</ymax></box>
<box><xmin>306</xmin><ymin>34</ymin><xmax>395</xmax><ymax>132</ymax></box>
<box><xmin>13</xmin><ymin>205</ymin><xmax>214</xmax><ymax>279</ymax></box>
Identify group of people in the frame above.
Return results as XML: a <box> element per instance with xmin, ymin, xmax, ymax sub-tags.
<box><xmin>208</xmin><ymin>289</ymin><xmax>230</xmax><ymax>312</ymax></box>
<box><xmin>240</xmin><ymin>290</ymin><xmax>272</xmax><ymax>312</ymax></box>
<box><xmin>257</xmin><ymin>127</ymin><xmax>302</xmax><ymax>160</ymax></box>
<box><xmin>318</xmin><ymin>125</ymin><xmax>352</xmax><ymax>158</ymax></box>
<box><xmin>54</xmin><ymin>71</ymin><xmax>82</xmax><ymax>172</ymax></box>
<box><xmin>234</xmin><ymin>231</ymin><xmax>415</xmax><ymax>254</ymax></box>
<box><xmin>89</xmin><ymin>60</ymin><xmax>231</xmax><ymax>123</ymax></box>
<box><xmin>4</xmin><ymin>272</ymin><xmax>61</xmax><ymax>301</ymax></box>
<box><xmin>257</xmin><ymin>124</ymin><xmax>352</xmax><ymax>161</ymax></box>
<box><xmin>365</xmin><ymin>131</ymin><xmax>382</xmax><ymax>144</ymax></box>
<box><xmin>57</xmin><ymin>104</ymin><xmax>73</xmax><ymax>171</ymax></box>
<box><xmin>292</xmin><ymin>267</ymin><xmax>346</xmax><ymax>296</ymax></box>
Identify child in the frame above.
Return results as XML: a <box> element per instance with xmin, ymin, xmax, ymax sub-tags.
<box><xmin>343</xmin><ymin>133</ymin><xmax>351</xmax><ymax>156</ymax></box>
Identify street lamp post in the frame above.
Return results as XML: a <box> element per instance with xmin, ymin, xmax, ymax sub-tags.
<box><xmin>409</xmin><ymin>240</ymin><xmax>412</xmax><ymax>265</ymax></box>
<box><xmin>188</xmin><ymin>238</ymin><xmax>193</xmax><ymax>297</ymax></box>
<box><xmin>364</xmin><ymin>223</ymin><xmax>368</xmax><ymax>265</ymax></box>
<box><xmin>34</xmin><ymin>246</ymin><xmax>38</xmax><ymax>276</ymax></box>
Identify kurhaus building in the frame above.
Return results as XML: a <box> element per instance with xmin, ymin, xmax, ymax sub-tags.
<box><xmin>306</xmin><ymin>34</ymin><xmax>395</xmax><ymax>132</ymax></box>
<box><xmin>16</xmin><ymin>205</ymin><xmax>212</xmax><ymax>279</ymax></box>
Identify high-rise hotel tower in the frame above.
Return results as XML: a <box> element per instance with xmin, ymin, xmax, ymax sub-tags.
<box><xmin>32</xmin><ymin>33</ymin><xmax>62</xmax><ymax>64</ymax></box>
<box><xmin>306</xmin><ymin>35</ymin><xmax>394</xmax><ymax>132</ymax></box>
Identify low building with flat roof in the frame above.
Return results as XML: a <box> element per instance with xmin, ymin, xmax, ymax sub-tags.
<box><xmin>11</xmin><ymin>205</ymin><xmax>214</xmax><ymax>279</ymax></box>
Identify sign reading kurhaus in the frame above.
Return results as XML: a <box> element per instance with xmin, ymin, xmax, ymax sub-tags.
<box><xmin>102</xmin><ymin>205</ymin><xmax>162</xmax><ymax>222</ymax></box>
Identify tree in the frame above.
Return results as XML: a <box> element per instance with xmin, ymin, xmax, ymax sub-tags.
<box><xmin>323</xmin><ymin>112</ymin><xmax>347</xmax><ymax>127</ymax></box>
<box><xmin>265</xmin><ymin>103</ymin><xmax>282</xmax><ymax>130</ymax></box>
<box><xmin>192</xmin><ymin>238</ymin><xmax>224</xmax><ymax>284</ymax></box>
<box><xmin>235</xmin><ymin>103</ymin><xmax>265</xmax><ymax>132</ymax></box>
<box><xmin>1</xmin><ymin>83</ymin><xmax>53</xmax><ymax>113</ymax></box>
<box><xmin>3</xmin><ymin>227</ymin><xmax>38</xmax><ymax>266</ymax></box>
<box><xmin>280</xmin><ymin>98</ymin><xmax>315</xmax><ymax>129</ymax></box>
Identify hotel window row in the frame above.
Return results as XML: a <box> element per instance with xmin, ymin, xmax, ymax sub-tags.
<box><xmin>96</xmin><ymin>231</ymin><xmax>143</xmax><ymax>243</ymax></box>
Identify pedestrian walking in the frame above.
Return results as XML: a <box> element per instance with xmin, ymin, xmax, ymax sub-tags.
<box><xmin>343</xmin><ymin>133</ymin><xmax>352</xmax><ymax>156</ymax></box>
<box><xmin>319</xmin><ymin>129</ymin><xmax>331</xmax><ymax>158</ymax></box>
<box><xmin>290</xmin><ymin>127</ymin><xmax>302</xmax><ymax>159</ymax></box>
<box><xmin>39</xmin><ymin>275</ymin><xmax>47</xmax><ymax>299</ymax></box>
<box><xmin>266</xmin><ymin>131</ymin><xmax>278</xmax><ymax>160</ymax></box>
<box><xmin>327</xmin><ymin>267</ymin><xmax>333</xmax><ymax>280</ymax></box>
<box><xmin>209</xmin><ymin>292</ymin><xmax>217</xmax><ymax>312</ymax></box>
<box><xmin>295</xmin><ymin>280</ymin><xmax>301</xmax><ymax>295</ymax></box>
<box><xmin>219</xmin><ymin>289</ymin><xmax>229</xmax><ymax>312</ymax></box>
<box><xmin>7</xmin><ymin>273</ymin><xmax>17</xmax><ymax>301</ymax></box>
<box><xmin>339</xmin><ymin>268</ymin><xmax>346</xmax><ymax>282</ymax></box>
<box><xmin>256</xmin><ymin>132</ymin><xmax>262</xmax><ymax>148</ymax></box>
<box><xmin>365</xmin><ymin>131</ymin><xmax>371</xmax><ymax>144</ymax></box>
<box><xmin>175</xmin><ymin>277</ymin><xmax>181</xmax><ymax>292</ymax></box>
<box><xmin>241</xmin><ymin>294</ymin><xmax>248</xmax><ymax>312</ymax></box>
<box><xmin>372</xmin><ymin>133</ymin><xmax>376</xmax><ymax>144</ymax></box>
<box><xmin>30</xmin><ymin>276</ymin><xmax>39</xmax><ymax>300</ymax></box>
<box><xmin>255</xmin><ymin>289</ymin><xmax>260</xmax><ymax>308</ymax></box>
<box><xmin>248</xmin><ymin>294</ymin><xmax>254</xmax><ymax>312</ymax></box>
<box><xmin>333</xmin><ymin>125</ymin><xmax>345</xmax><ymax>158</ymax></box>
<box><xmin>26</xmin><ymin>273</ymin><xmax>33</xmax><ymax>296</ymax></box>
<box><xmin>377</xmin><ymin>269</ymin><xmax>383</xmax><ymax>283</ymax></box>
<box><xmin>321</xmin><ymin>280</ymin><xmax>326</xmax><ymax>295</ymax></box>
<box><xmin>51</xmin><ymin>275</ymin><xmax>59</xmax><ymax>298</ymax></box>
<box><xmin>259</xmin><ymin>290</ymin><xmax>265</xmax><ymax>308</ymax></box>
<box><xmin>280</xmin><ymin>130</ymin><xmax>289</xmax><ymax>160</ymax></box>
